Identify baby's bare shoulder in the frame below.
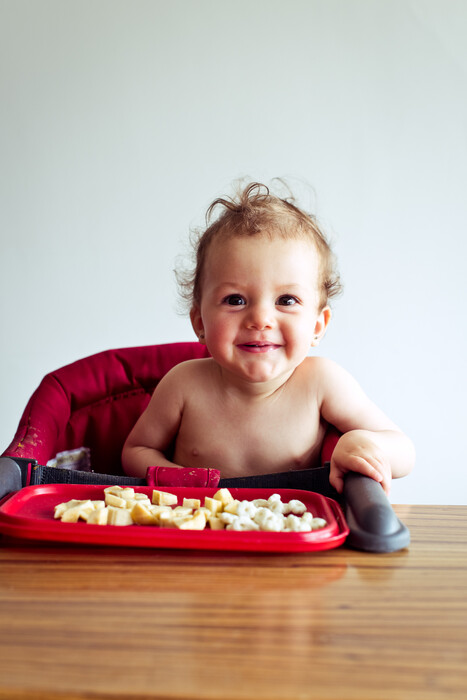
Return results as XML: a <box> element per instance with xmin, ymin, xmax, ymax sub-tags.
<box><xmin>298</xmin><ymin>356</ymin><xmax>341</xmax><ymax>380</ymax></box>
<box><xmin>160</xmin><ymin>358</ymin><xmax>217</xmax><ymax>391</ymax></box>
<box><xmin>297</xmin><ymin>356</ymin><xmax>353</xmax><ymax>397</ymax></box>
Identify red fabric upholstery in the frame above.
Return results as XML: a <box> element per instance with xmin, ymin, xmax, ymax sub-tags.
<box><xmin>2</xmin><ymin>343</ymin><xmax>210</xmax><ymax>475</ymax></box>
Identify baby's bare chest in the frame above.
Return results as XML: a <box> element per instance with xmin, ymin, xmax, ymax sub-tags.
<box><xmin>174</xmin><ymin>389</ymin><xmax>325</xmax><ymax>477</ymax></box>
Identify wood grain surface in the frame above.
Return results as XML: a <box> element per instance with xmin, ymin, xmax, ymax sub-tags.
<box><xmin>0</xmin><ymin>505</ymin><xmax>466</xmax><ymax>700</ymax></box>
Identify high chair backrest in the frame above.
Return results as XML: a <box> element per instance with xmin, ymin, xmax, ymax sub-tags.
<box><xmin>2</xmin><ymin>343</ymin><xmax>210</xmax><ymax>475</ymax></box>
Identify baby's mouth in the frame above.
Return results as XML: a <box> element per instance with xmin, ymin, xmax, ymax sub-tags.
<box><xmin>238</xmin><ymin>342</ymin><xmax>280</xmax><ymax>353</ymax></box>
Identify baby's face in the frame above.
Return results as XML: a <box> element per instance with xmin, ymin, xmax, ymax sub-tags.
<box><xmin>191</xmin><ymin>234</ymin><xmax>330</xmax><ymax>388</ymax></box>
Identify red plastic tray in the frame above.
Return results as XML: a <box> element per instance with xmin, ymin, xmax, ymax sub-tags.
<box><xmin>0</xmin><ymin>485</ymin><xmax>349</xmax><ymax>552</ymax></box>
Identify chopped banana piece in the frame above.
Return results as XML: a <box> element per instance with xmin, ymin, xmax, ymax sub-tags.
<box><xmin>150</xmin><ymin>504</ymin><xmax>172</xmax><ymax>515</ymax></box>
<box><xmin>177</xmin><ymin>511</ymin><xmax>207</xmax><ymax>530</ymax></box>
<box><xmin>54</xmin><ymin>502</ymin><xmax>70</xmax><ymax>519</ymax></box>
<box><xmin>172</xmin><ymin>506</ymin><xmax>193</xmax><ymax>517</ymax></box>
<box><xmin>152</xmin><ymin>490</ymin><xmax>178</xmax><ymax>506</ymax></box>
<box><xmin>107</xmin><ymin>506</ymin><xmax>133</xmax><ymax>526</ymax></box>
<box><xmin>223</xmin><ymin>500</ymin><xmax>240</xmax><ymax>514</ymax></box>
<box><xmin>124</xmin><ymin>496</ymin><xmax>151</xmax><ymax>510</ymax></box>
<box><xmin>91</xmin><ymin>500</ymin><xmax>106</xmax><ymax>510</ymax></box>
<box><xmin>54</xmin><ymin>499</ymin><xmax>89</xmax><ymax>519</ymax></box>
<box><xmin>213</xmin><ymin>488</ymin><xmax>234</xmax><ymax>506</ymax></box>
<box><xmin>119</xmin><ymin>487</ymin><xmax>136</xmax><ymax>500</ymax></box>
<box><xmin>86</xmin><ymin>508</ymin><xmax>109</xmax><ymax>525</ymax></box>
<box><xmin>104</xmin><ymin>485</ymin><xmax>124</xmax><ymax>496</ymax></box>
<box><xmin>204</xmin><ymin>496</ymin><xmax>222</xmax><ymax>515</ymax></box>
<box><xmin>134</xmin><ymin>492</ymin><xmax>151</xmax><ymax>501</ymax></box>
<box><xmin>105</xmin><ymin>493</ymin><xmax>127</xmax><ymax>509</ymax></box>
<box><xmin>60</xmin><ymin>505</ymin><xmax>86</xmax><ymax>523</ymax></box>
<box><xmin>158</xmin><ymin>510</ymin><xmax>175</xmax><ymax>526</ymax></box>
<box><xmin>207</xmin><ymin>515</ymin><xmax>225</xmax><ymax>530</ymax></box>
<box><xmin>183</xmin><ymin>498</ymin><xmax>201</xmax><ymax>509</ymax></box>
<box><xmin>131</xmin><ymin>502</ymin><xmax>159</xmax><ymax>526</ymax></box>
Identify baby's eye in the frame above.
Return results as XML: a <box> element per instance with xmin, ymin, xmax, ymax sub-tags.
<box><xmin>223</xmin><ymin>294</ymin><xmax>246</xmax><ymax>306</ymax></box>
<box><xmin>276</xmin><ymin>295</ymin><xmax>299</xmax><ymax>306</ymax></box>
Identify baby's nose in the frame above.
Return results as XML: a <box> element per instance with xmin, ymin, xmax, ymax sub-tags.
<box><xmin>245</xmin><ymin>303</ymin><xmax>275</xmax><ymax>330</ymax></box>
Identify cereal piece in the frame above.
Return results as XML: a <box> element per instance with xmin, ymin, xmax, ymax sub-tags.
<box><xmin>86</xmin><ymin>508</ymin><xmax>109</xmax><ymax>525</ymax></box>
<box><xmin>287</xmin><ymin>499</ymin><xmax>307</xmax><ymax>516</ymax></box>
<box><xmin>237</xmin><ymin>500</ymin><xmax>257</xmax><ymax>518</ymax></box>
<box><xmin>226</xmin><ymin>516</ymin><xmax>259</xmax><ymax>532</ymax></box>
<box><xmin>284</xmin><ymin>514</ymin><xmax>311</xmax><ymax>532</ymax></box>
<box><xmin>183</xmin><ymin>498</ymin><xmax>201</xmax><ymax>509</ymax></box>
<box><xmin>268</xmin><ymin>493</ymin><xmax>282</xmax><ymax>505</ymax></box>
<box><xmin>254</xmin><ymin>509</ymin><xmax>283</xmax><ymax>532</ymax></box>
<box><xmin>253</xmin><ymin>498</ymin><xmax>269</xmax><ymax>508</ymax></box>
<box><xmin>213</xmin><ymin>488</ymin><xmax>234</xmax><ymax>507</ymax></box>
<box><xmin>311</xmin><ymin>517</ymin><xmax>327</xmax><ymax>530</ymax></box>
<box><xmin>204</xmin><ymin>496</ymin><xmax>223</xmax><ymax>515</ymax></box>
<box><xmin>217</xmin><ymin>512</ymin><xmax>237</xmax><ymax>526</ymax></box>
<box><xmin>152</xmin><ymin>490</ymin><xmax>178</xmax><ymax>506</ymax></box>
<box><xmin>267</xmin><ymin>494</ymin><xmax>284</xmax><ymax>515</ymax></box>
<box><xmin>107</xmin><ymin>506</ymin><xmax>133</xmax><ymax>526</ymax></box>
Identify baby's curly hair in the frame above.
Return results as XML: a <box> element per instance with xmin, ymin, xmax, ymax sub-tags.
<box><xmin>177</xmin><ymin>181</ymin><xmax>342</xmax><ymax>311</ymax></box>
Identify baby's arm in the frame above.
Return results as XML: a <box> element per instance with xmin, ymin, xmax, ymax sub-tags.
<box><xmin>315</xmin><ymin>358</ymin><xmax>415</xmax><ymax>495</ymax></box>
<box><xmin>121</xmin><ymin>366</ymin><xmax>186</xmax><ymax>478</ymax></box>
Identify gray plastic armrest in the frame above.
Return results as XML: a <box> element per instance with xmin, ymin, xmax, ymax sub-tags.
<box><xmin>0</xmin><ymin>457</ymin><xmax>24</xmax><ymax>500</ymax></box>
<box><xmin>343</xmin><ymin>473</ymin><xmax>410</xmax><ymax>552</ymax></box>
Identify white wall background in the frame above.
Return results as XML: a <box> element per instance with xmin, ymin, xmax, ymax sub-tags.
<box><xmin>1</xmin><ymin>0</ymin><xmax>466</xmax><ymax>505</ymax></box>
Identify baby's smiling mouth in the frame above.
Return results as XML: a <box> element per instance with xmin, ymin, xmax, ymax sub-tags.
<box><xmin>238</xmin><ymin>342</ymin><xmax>280</xmax><ymax>352</ymax></box>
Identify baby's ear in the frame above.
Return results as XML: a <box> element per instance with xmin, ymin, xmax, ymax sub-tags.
<box><xmin>190</xmin><ymin>306</ymin><xmax>206</xmax><ymax>343</ymax></box>
<box><xmin>311</xmin><ymin>306</ymin><xmax>331</xmax><ymax>346</ymax></box>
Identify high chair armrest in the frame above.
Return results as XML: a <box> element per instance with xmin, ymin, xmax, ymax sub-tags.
<box><xmin>343</xmin><ymin>473</ymin><xmax>410</xmax><ymax>552</ymax></box>
<box><xmin>0</xmin><ymin>457</ymin><xmax>32</xmax><ymax>499</ymax></box>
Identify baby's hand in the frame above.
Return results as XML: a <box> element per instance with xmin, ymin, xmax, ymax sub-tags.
<box><xmin>329</xmin><ymin>430</ymin><xmax>392</xmax><ymax>495</ymax></box>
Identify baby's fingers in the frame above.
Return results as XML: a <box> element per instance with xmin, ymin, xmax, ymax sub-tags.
<box><xmin>330</xmin><ymin>455</ymin><xmax>387</xmax><ymax>495</ymax></box>
<box><xmin>350</xmin><ymin>454</ymin><xmax>392</xmax><ymax>495</ymax></box>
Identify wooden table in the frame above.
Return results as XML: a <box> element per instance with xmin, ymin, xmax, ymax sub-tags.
<box><xmin>0</xmin><ymin>504</ymin><xmax>466</xmax><ymax>700</ymax></box>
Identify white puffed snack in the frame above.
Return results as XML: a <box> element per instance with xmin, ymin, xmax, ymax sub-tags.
<box><xmin>287</xmin><ymin>499</ymin><xmax>307</xmax><ymax>515</ymax></box>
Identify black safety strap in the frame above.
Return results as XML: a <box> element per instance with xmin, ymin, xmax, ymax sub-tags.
<box><xmin>28</xmin><ymin>463</ymin><xmax>339</xmax><ymax>499</ymax></box>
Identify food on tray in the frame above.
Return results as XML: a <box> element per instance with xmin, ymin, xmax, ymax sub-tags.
<box><xmin>54</xmin><ymin>487</ymin><xmax>327</xmax><ymax>532</ymax></box>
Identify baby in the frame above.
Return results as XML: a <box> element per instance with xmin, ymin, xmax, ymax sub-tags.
<box><xmin>122</xmin><ymin>182</ymin><xmax>415</xmax><ymax>494</ymax></box>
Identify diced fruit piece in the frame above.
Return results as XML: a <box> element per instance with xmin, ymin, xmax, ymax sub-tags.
<box><xmin>212</xmin><ymin>488</ymin><xmax>234</xmax><ymax>507</ymax></box>
<box><xmin>152</xmin><ymin>490</ymin><xmax>178</xmax><ymax>506</ymax></box>
<box><xmin>107</xmin><ymin>506</ymin><xmax>133</xmax><ymax>526</ymax></box>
